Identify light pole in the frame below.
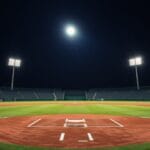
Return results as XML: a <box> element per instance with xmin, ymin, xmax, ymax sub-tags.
<box><xmin>129</xmin><ymin>56</ymin><xmax>143</xmax><ymax>90</ymax></box>
<box><xmin>8</xmin><ymin>58</ymin><xmax>21</xmax><ymax>91</ymax></box>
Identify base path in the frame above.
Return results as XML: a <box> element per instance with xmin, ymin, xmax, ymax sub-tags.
<box><xmin>0</xmin><ymin>114</ymin><xmax>150</xmax><ymax>148</ymax></box>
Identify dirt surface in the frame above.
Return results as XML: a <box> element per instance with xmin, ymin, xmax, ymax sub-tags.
<box><xmin>0</xmin><ymin>114</ymin><xmax>150</xmax><ymax>148</ymax></box>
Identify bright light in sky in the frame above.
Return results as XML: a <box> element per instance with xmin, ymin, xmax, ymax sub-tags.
<box><xmin>129</xmin><ymin>56</ymin><xmax>143</xmax><ymax>66</ymax></box>
<box><xmin>65</xmin><ymin>24</ymin><xmax>77</xmax><ymax>37</ymax></box>
<box><xmin>8</xmin><ymin>58</ymin><xmax>21</xmax><ymax>67</ymax></box>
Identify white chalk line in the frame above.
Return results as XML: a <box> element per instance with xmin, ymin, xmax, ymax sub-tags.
<box><xmin>59</xmin><ymin>132</ymin><xmax>65</xmax><ymax>141</ymax></box>
<box><xmin>27</xmin><ymin>125</ymin><xmax>123</xmax><ymax>128</ymax></box>
<box><xmin>0</xmin><ymin>117</ymin><xmax>8</xmax><ymax>119</ymax></box>
<box><xmin>27</xmin><ymin>118</ymin><xmax>41</xmax><ymax>127</ymax></box>
<box><xmin>87</xmin><ymin>133</ymin><xmax>94</xmax><ymax>141</ymax></box>
<box><xmin>110</xmin><ymin>119</ymin><xmax>124</xmax><ymax>127</ymax></box>
<box><xmin>85</xmin><ymin>125</ymin><xmax>123</xmax><ymax>128</ymax></box>
<box><xmin>28</xmin><ymin>118</ymin><xmax>123</xmax><ymax>128</ymax></box>
<box><xmin>140</xmin><ymin>117</ymin><xmax>150</xmax><ymax>119</ymax></box>
<box><xmin>84</xmin><ymin>123</ymin><xmax>88</xmax><ymax>127</ymax></box>
<box><xmin>31</xmin><ymin>125</ymin><xmax>65</xmax><ymax>128</ymax></box>
<box><xmin>64</xmin><ymin>123</ymin><xmax>67</xmax><ymax>127</ymax></box>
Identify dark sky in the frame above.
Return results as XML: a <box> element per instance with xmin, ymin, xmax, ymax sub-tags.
<box><xmin>0</xmin><ymin>0</ymin><xmax>150</xmax><ymax>89</ymax></box>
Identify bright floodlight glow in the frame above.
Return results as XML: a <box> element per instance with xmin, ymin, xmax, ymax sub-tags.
<box><xmin>135</xmin><ymin>57</ymin><xmax>142</xmax><ymax>65</ymax></box>
<box><xmin>129</xmin><ymin>56</ymin><xmax>142</xmax><ymax>66</ymax></box>
<box><xmin>8</xmin><ymin>58</ymin><xmax>21</xmax><ymax>67</ymax></box>
<box><xmin>15</xmin><ymin>59</ymin><xmax>21</xmax><ymax>67</ymax></box>
<box><xmin>8</xmin><ymin>58</ymin><xmax>15</xmax><ymax>66</ymax></box>
<box><xmin>65</xmin><ymin>25</ymin><xmax>77</xmax><ymax>37</ymax></box>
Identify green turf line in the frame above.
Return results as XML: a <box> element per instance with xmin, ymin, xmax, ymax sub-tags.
<box><xmin>0</xmin><ymin>142</ymin><xmax>150</xmax><ymax>150</ymax></box>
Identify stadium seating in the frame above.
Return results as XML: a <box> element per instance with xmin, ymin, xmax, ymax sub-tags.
<box><xmin>87</xmin><ymin>88</ymin><xmax>150</xmax><ymax>100</ymax></box>
<box><xmin>35</xmin><ymin>89</ymin><xmax>54</xmax><ymax>100</ymax></box>
<box><xmin>0</xmin><ymin>87</ymin><xmax>150</xmax><ymax>101</ymax></box>
<box><xmin>64</xmin><ymin>90</ymin><xmax>86</xmax><ymax>100</ymax></box>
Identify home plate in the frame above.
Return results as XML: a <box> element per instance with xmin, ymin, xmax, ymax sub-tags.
<box><xmin>78</xmin><ymin>140</ymin><xmax>88</xmax><ymax>142</ymax></box>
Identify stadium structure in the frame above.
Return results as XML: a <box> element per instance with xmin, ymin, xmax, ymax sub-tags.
<box><xmin>1</xmin><ymin>87</ymin><xmax>150</xmax><ymax>101</ymax></box>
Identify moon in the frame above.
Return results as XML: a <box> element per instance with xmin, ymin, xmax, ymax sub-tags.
<box><xmin>65</xmin><ymin>24</ymin><xmax>77</xmax><ymax>37</ymax></box>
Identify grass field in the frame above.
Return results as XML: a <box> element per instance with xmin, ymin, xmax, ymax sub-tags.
<box><xmin>0</xmin><ymin>101</ymin><xmax>150</xmax><ymax>150</ymax></box>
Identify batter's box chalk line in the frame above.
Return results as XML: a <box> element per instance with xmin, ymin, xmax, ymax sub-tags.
<box><xmin>110</xmin><ymin>119</ymin><xmax>124</xmax><ymax>127</ymax></box>
<box><xmin>27</xmin><ymin>118</ymin><xmax>124</xmax><ymax>128</ymax></box>
<box><xmin>59</xmin><ymin>132</ymin><xmax>94</xmax><ymax>142</ymax></box>
<box><xmin>59</xmin><ymin>132</ymin><xmax>65</xmax><ymax>141</ymax></box>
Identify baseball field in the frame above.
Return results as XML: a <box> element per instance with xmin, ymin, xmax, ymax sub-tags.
<box><xmin>0</xmin><ymin>101</ymin><xmax>150</xmax><ymax>150</ymax></box>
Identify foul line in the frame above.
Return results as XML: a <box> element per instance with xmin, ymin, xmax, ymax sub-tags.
<box><xmin>27</xmin><ymin>118</ymin><xmax>41</xmax><ymax>127</ymax></box>
<box><xmin>0</xmin><ymin>117</ymin><xmax>8</xmax><ymax>119</ymax></box>
<box><xmin>110</xmin><ymin>119</ymin><xmax>124</xmax><ymax>127</ymax></box>
<box><xmin>59</xmin><ymin>132</ymin><xmax>65</xmax><ymax>141</ymax></box>
<box><xmin>141</xmin><ymin>117</ymin><xmax>150</xmax><ymax>119</ymax></box>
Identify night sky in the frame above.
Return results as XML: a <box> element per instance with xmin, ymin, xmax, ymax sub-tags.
<box><xmin>0</xmin><ymin>0</ymin><xmax>150</xmax><ymax>89</ymax></box>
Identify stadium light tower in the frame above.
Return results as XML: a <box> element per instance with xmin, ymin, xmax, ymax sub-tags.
<box><xmin>129</xmin><ymin>56</ymin><xmax>143</xmax><ymax>90</ymax></box>
<box><xmin>8</xmin><ymin>58</ymin><xmax>22</xmax><ymax>91</ymax></box>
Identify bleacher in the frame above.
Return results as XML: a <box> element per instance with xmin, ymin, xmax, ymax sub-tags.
<box><xmin>0</xmin><ymin>87</ymin><xmax>150</xmax><ymax>101</ymax></box>
<box><xmin>0</xmin><ymin>88</ymin><xmax>57</xmax><ymax>101</ymax></box>
<box><xmin>88</xmin><ymin>88</ymin><xmax>150</xmax><ymax>101</ymax></box>
<box><xmin>64</xmin><ymin>90</ymin><xmax>86</xmax><ymax>100</ymax></box>
<box><xmin>35</xmin><ymin>89</ymin><xmax>54</xmax><ymax>100</ymax></box>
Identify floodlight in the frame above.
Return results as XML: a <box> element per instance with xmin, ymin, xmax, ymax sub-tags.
<box><xmin>8</xmin><ymin>58</ymin><xmax>15</xmax><ymax>66</ymax></box>
<box><xmin>129</xmin><ymin>58</ymin><xmax>136</xmax><ymax>66</ymax></box>
<box><xmin>8</xmin><ymin>57</ymin><xmax>22</xmax><ymax>90</ymax></box>
<box><xmin>8</xmin><ymin>58</ymin><xmax>21</xmax><ymax>67</ymax></box>
<box><xmin>129</xmin><ymin>56</ymin><xmax>143</xmax><ymax>90</ymax></box>
<box><xmin>135</xmin><ymin>57</ymin><xmax>142</xmax><ymax>65</ymax></box>
<box><xmin>129</xmin><ymin>56</ymin><xmax>142</xmax><ymax>66</ymax></box>
<box><xmin>15</xmin><ymin>59</ymin><xmax>21</xmax><ymax>67</ymax></box>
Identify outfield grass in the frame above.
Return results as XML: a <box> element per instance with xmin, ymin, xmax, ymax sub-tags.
<box><xmin>0</xmin><ymin>101</ymin><xmax>150</xmax><ymax>117</ymax></box>
<box><xmin>0</xmin><ymin>101</ymin><xmax>150</xmax><ymax>150</ymax></box>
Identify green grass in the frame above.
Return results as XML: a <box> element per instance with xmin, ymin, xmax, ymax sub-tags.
<box><xmin>0</xmin><ymin>102</ymin><xmax>150</xmax><ymax>117</ymax></box>
<box><xmin>0</xmin><ymin>142</ymin><xmax>150</xmax><ymax>150</ymax></box>
<box><xmin>0</xmin><ymin>101</ymin><xmax>150</xmax><ymax>150</ymax></box>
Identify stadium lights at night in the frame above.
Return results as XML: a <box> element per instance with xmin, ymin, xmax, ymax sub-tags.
<box><xmin>129</xmin><ymin>57</ymin><xmax>143</xmax><ymax>66</ymax></box>
<box><xmin>129</xmin><ymin>56</ymin><xmax>143</xmax><ymax>90</ymax></box>
<box><xmin>8</xmin><ymin>58</ymin><xmax>22</xmax><ymax>90</ymax></box>
<box><xmin>8</xmin><ymin>58</ymin><xmax>21</xmax><ymax>67</ymax></box>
